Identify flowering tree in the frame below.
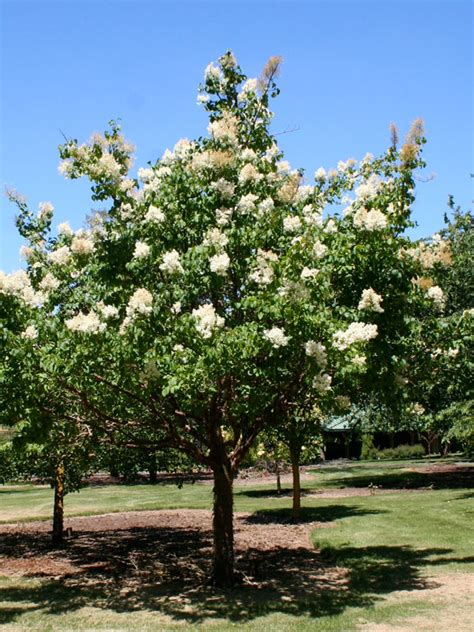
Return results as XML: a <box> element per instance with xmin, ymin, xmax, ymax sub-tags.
<box><xmin>2</xmin><ymin>52</ymin><xmax>430</xmax><ymax>586</ymax></box>
<box><xmin>0</xmin><ymin>276</ymin><xmax>99</xmax><ymax>543</ymax></box>
<box><xmin>400</xmin><ymin>203</ymin><xmax>473</xmax><ymax>454</ymax></box>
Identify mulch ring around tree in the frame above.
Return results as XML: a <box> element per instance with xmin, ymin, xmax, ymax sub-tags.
<box><xmin>0</xmin><ymin>510</ymin><xmax>342</xmax><ymax>583</ymax></box>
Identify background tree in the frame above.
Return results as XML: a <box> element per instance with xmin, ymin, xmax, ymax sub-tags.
<box><xmin>402</xmin><ymin>202</ymin><xmax>473</xmax><ymax>455</ymax></box>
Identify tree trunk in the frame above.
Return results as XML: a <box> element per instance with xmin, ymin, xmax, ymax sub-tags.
<box><xmin>211</xmin><ymin>461</ymin><xmax>234</xmax><ymax>587</ymax></box>
<box><xmin>148</xmin><ymin>452</ymin><xmax>157</xmax><ymax>484</ymax></box>
<box><xmin>344</xmin><ymin>433</ymin><xmax>351</xmax><ymax>458</ymax></box>
<box><xmin>276</xmin><ymin>462</ymin><xmax>282</xmax><ymax>494</ymax></box>
<box><xmin>52</xmin><ymin>463</ymin><xmax>65</xmax><ymax>545</ymax></box>
<box><xmin>290</xmin><ymin>446</ymin><xmax>301</xmax><ymax>521</ymax></box>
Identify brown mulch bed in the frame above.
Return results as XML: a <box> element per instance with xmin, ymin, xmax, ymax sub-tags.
<box><xmin>0</xmin><ymin>510</ymin><xmax>335</xmax><ymax>582</ymax></box>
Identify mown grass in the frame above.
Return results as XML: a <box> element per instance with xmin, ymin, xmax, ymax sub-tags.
<box><xmin>1</xmin><ymin>458</ymin><xmax>473</xmax><ymax>631</ymax></box>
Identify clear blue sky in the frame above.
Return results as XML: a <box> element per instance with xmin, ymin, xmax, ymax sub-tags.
<box><xmin>1</xmin><ymin>0</ymin><xmax>472</xmax><ymax>272</ymax></box>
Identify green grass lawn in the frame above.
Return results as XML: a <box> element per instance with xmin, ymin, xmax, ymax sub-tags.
<box><xmin>1</xmin><ymin>458</ymin><xmax>473</xmax><ymax>631</ymax></box>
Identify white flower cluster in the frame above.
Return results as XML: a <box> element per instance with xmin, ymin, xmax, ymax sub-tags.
<box><xmin>120</xmin><ymin>288</ymin><xmax>154</xmax><ymax>333</ymax></box>
<box><xmin>48</xmin><ymin>245</ymin><xmax>71</xmax><ymax>265</ymax></box>
<box><xmin>95</xmin><ymin>152</ymin><xmax>123</xmax><ymax>180</ymax></box>
<box><xmin>313</xmin><ymin>372</ymin><xmax>332</xmax><ymax>394</ymax></box>
<box><xmin>57</xmin><ymin>222</ymin><xmax>73</xmax><ymax>236</ymax></box>
<box><xmin>98</xmin><ymin>303</ymin><xmax>119</xmax><ymax>319</ymax></box>
<box><xmin>302</xmin><ymin>204</ymin><xmax>323</xmax><ymax>227</ymax></box>
<box><xmin>296</xmin><ymin>185</ymin><xmax>314</xmax><ymax>202</ymax></box>
<box><xmin>65</xmin><ymin>311</ymin><xmax>105</xmax><ymax>334</ymax></box>
<box><xmin>209</xmin><ymin>252</ymin><xmax>230</xmax><ymax>276</ymax></box>
<box><xmin>258</xmin><ymin>198</ymin><xmax>274</xmax><ymax>216</ymax></box>
<box><xmin>355</xmin><ymin>174</ymin><xmax>383</xmax><ymax>200</ymax></box>
<box><xmin>324</xmin><ymin>219</ymin><xmax>338</xmax><ymax>234</ymax></box>
<box><xmin>0</xmin><ymin>270</ymin><xmax>45</xmax><ymax>307</ymax></box>
<box><xmin>204</xmin><ymin>227</ymin><xmax>229</xmax><ymax>248</ymax></box>
<box><xmin>138</xmin><ymin>167</ymin><xmax>154</xmax><ymax>183</ymax></box>
<box><xmin>352</xmin><ymin>354</ymin><xmax>367</xmax><ymax>367</ymax></box>
<box><xmin>353</xmin><ymin>207</ymin><xmax>388</xmax><ymax>231</ymax></box>
<box><xmin>358</xmin><ymin>288</ymin><xmax>384</xmax><ymax>313</ymax></box>
<box><xmin>204</xmin><ymin>62</ymin><xmax>222</xmax><ymax>81</ymax></box>
<box><xmin>21</xmin><ymin>325</ymin><xmax>38</xmax><ymax>340</ymax></box>
<box><xmin>38</xmin><ymin>202</ymin><xmax>54</xmax><ymax>221</ymax></box>
<box><xmin>120</xmin><ymin>203</ymin><xmax>134</xmax><ymax>220</ymax></box>
<box><xmin>171</xmin><ymin>301</ymin><xmax>181</xmax><ymax>314</ymax></box>
<box><xmin>411</xmin><ymin>402</ymin><xmax>425</xmax><ymax>416</ymax></box>
<box><xmin>119</xmin><ymin>178</ymin><xmax>136</xmax><ymax>193</ymax></box>
<box><xmin>211</xmin><ymin>178</ymin><xmax>235</xmax><ymax>198</ymax></box>
<box><xmin>173</xmin><ymin>138</ymin><xmax>193</xmax><ymax>158</ymax></box>
<box><xmin>263</xmin><ymin>327</ymin><xmax>289</xmax><ymax>348</ymax></box>
<box><xmin>333</xmin><ymin>322</ymin><xmax>378</xmax><ymax>350</ymax></box>
<box><xmin>144</xmin><ymin>205</ymin><xmax>165</xmax><ymax>223</ymax></box>
<box><xmin>239</xmin><ymin>163</ymin><xmax>263</xmax><ymax>184</ymax></box>
<box><xmin>237</xmin><ymin>193</ymin><xmax>259</xmax><ymax>214</ymax></box>
<box><xmin>191</xmin><ymin>151</ymin><xmax>213</xmax><ymax>171</ymax></box>
<box><xmin>58</xmin><ymin>160</ymin><xmax>74</xmax><ymax>178</ymax></box>
<box><xmin>283</xmin><ymin>216</ymin><xmax>302</xmax><ymax>233</ymax></box>
<box><xmin>241</xmin><ymin>148</ymin><xmax>257</xmax><ymax>162</ymax></box>
<box><xmin>304</xmin><ymin>341</ymin><xmax>327</xmax><ymax>366</ymax></box>
<box><xmin>19</xmin><ymin>246</ymin><xmax>35</xmax><ymax>261</ymax></box>
<box><xmin>337</xmin><ymin>159</ymin><xmax>356</xmax><ymax>172</ymax></box>
<box><xmin>249</xmin><ymin>249</ymin><xmax>278</xmax><ymax>286</ymax></box>
<box><xmin>133</xmin><ymin>241</ymin><xmax>151</xmax><ymax>259</ymax></box>
<box><xmin>39</xmin><ymin>273</ymin><xmax>60</xmax><ymax>292</ymax></box>
<box><xmin>431</xmin><ymin>346</ymin><xmax>460</xmax><ymax>360</ymax></box>
<box><xmin>314</xmin><ymin>167</ymin><xmax>326</xmax><ymax>180</ymax></box>
<box><xmin>160</xmin><ymin>250</ymin><xmax>183</xmax><ymax>274</ymax></box>
<box><xmin>192</xmin><ymin>303</ymin><xmax>225</xmax><ymax>338</ymax></box>
<box><xmin>71</xmin><ymin>235</ymin><xmax>95</xmax><ymax>255</ymax></box>
<box><xmin>426</xmin><ymin>285</ymin><xmax>445</xmax><ymax>309</ymax></box>
<box><xmin>238</xmin><ymin>78</ymin><xmax>258</xmax><ymax>102</ymax></box>
<box><xmin>277</xmin><ymin>160</ymin><xmax>291</xmax><ymax>174</ymax></box>
<box><xmin>404</xmin><ymin>239</ymin><xmax>451</xmax><ymax>269</ymax></box>
<box><xmin>127</xmin><ymin>288</ymin><xmax>153</xmax><ymax>317</ymax></box>
<box><xmin>301</xmin><ymin>267</ymin><xmax>319</xmax><ymax>281</ymax></box>
<box><xmin>207</xmin><ymin>112</ymin><xmax>239</xmax><ymax>143</ymax></box>
<box><xmin>216</xmin><ymin>207</ymin><xmax>233</xmax><ymax>226</ymax></box>
<box><xmin>313</xmin><ymin>240</ymin><xmax>328</xmax><ymax>259</ymax></box>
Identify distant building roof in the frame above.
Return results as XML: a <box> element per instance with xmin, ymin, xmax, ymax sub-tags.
<box><xmin>323</xmin><ymin>416</ymin><xmax>353</xmax><ymax>432</ymax></box>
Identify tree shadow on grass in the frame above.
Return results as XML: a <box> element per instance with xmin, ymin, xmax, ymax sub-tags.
<box><xmin>243</xmin><ymin>505</ymin><xmax>386</xmax><ymax>524</ymax></box>
<box><xmin>235</xmin><ymin>487</ymin><xmax>294</xmax><ymax>499</ymax></box>
<box><xmin>2</xmin><ymin>510</ymin><xmax>473</xmax><ymax>627</ymax></box>
<box><xmin>322</xmin><ymin>466</ymin><xmax>474</xmax><ymax>491</ymax></box>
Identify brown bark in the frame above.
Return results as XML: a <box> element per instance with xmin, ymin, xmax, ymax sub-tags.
<box><xmin>290</xmin><ymin>447</ymin><xmax>301</xmax><ymax>521</ymax></box>
<box><xmin>276</xmin><ymin>465</ymin><xmax>282</xmax><ymax>494</ymax></box>
<box><xmin>148</xmin><ymin>452</ymin><xmax>157</xmax><ymax>484</ymax></box>
<box><xmin>211</xmin><ymin>460</ymin><xmax>235</xmax><ymax>587</ymax></box>
<box><xmin>52</xmin><ymin>463</ymin><xmax>65</xmax><ymax>545</ymax></box>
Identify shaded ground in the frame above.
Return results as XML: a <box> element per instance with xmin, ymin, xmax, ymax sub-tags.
<box><xmin>1</xmin><ymin>461</ymin><xmax>473</xmax><ymax>628</ymax></box>
<box><xmin>311</xmin><ymin>462</ymin><xmax>474</xmax><ymax>491</ymax></box>
<box><xmin>1</xmin><ymin>508</ymin><xmax>473</xmax><ymax>628</ymax></box>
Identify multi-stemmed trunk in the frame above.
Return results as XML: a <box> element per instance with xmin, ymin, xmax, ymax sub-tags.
<box><xmin>52</xmin><ymin>462</ymin><xmax>65</xmax><ymax>545</ymax></box>
<box><xmin>211</xmin><ymin>460</ymin><xmax>235</xmax><ymax>587</ymax></box>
